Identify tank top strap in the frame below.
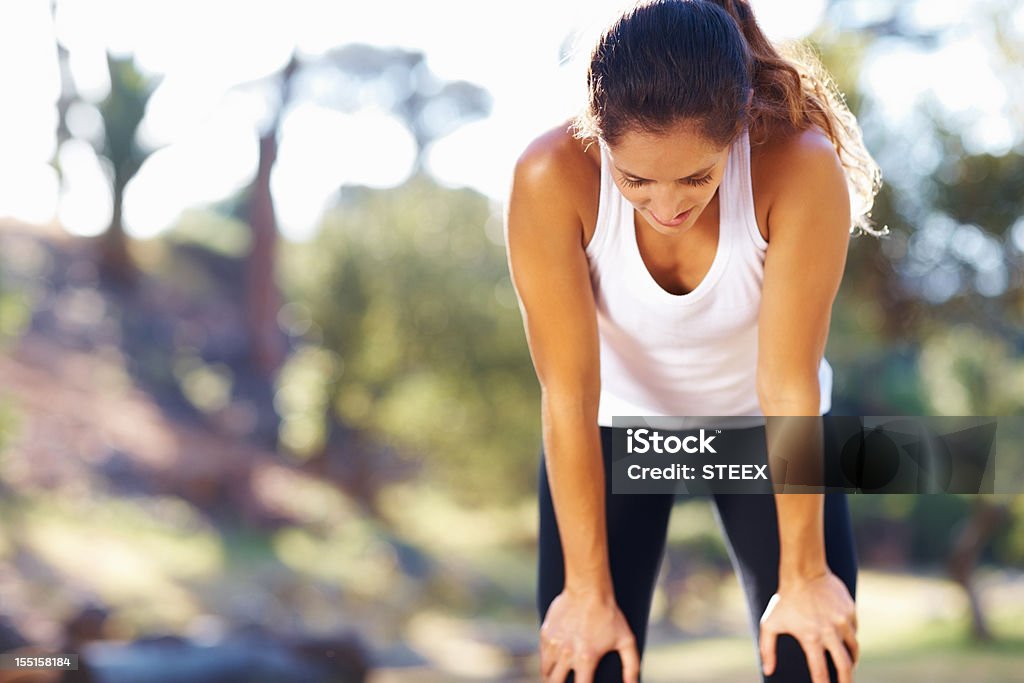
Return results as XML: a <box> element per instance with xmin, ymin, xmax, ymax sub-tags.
<box><xmin>724</xmin><ymin>128</ymin><xmax>768</xmax><ymax>251</ymax></box>
<box><xmin>586</xmin><ymin>141</ymin><xmax>620</xmax><ymax>259</ymax></box>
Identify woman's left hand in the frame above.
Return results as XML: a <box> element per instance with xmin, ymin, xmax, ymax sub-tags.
<box><xmin>758</xmin><ymin>569</ymin><xmax>858</xmax><ymax>683</ymax></box>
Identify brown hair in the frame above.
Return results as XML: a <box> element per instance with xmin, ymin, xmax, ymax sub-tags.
<box><xmin>572</xmin><ymin>0</ymin><xmax>885</xmax><ymax>236</ymax></box>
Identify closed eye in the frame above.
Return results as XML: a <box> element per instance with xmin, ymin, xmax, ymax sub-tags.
<box><xmin>620</xmin><ymin>174</ymin><xmax>714</xmax><ymax>189</ymax></box>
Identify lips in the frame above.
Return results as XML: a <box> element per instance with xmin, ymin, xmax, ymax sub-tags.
<box><xmin>651</xmin><ymin>207</ymin><xmax>693</xmax><ymax>227</ymax></box>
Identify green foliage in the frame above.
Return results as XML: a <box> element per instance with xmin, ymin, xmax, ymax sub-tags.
<box><xmin>0</xmin><ymin>240</ymin><xmax>33</xmax><ymax>459</ymax></box>
<box><xmin>919</xmin><ymin>324</ymin><xmax>1024</xmax><ymax>415</ymax></box>
<box><xmin>281</xmin><ymin>176</ymin><xmax>539</xmax><ymax>503</ymax></box>
<box><xmin>98</xmin><ymin>54</ymin><xmax>159</xmax><ymax>190</ymax></box>
<box><xmin>811</xmin><ymin>11</ymin><xmax>1024</xmax><ymax>416</ymax></box>
<box><xmin>849</xmin><ymin>494</ymin><xmax>1024</xmax><ymax>567</ymax></box>
<box><xmin>805</xmin><ymin>30</ymin><xmax>874</xmax><ymax>118</ymax></box>
<box><xmin>0</xmin><ymin>257</ymin><xmax>26</xmax><ymax>456</ymax></box>
<box><xmin>168</xmin><ymin>208</ymin><xmax>253</xmax><ymax>258</ymax></box>
<box><xmin>0</xmin><ymin>396</ymin><xmax>17</xmax><ymax>461</ymax></box>
<box><xmin>996</xmin><ymin>495</ymin><xmax>1024</xmax><ymax>565</ymax></box>
<box><xmin>906</xmin><ymin>494</ymin><xmax>974</xmax><ymax>563</ymax></box>
<box><xmin>0</xmin><ymin>264</ymin><xmax>31</xmax><ymax>348</ymax></box>
<box><xmin>275</xmin><ymin>344</ymin><xmax>337</xmax><ymax>458</ymax></box>
<box><xmin>933</xmin><ymin>144</ymin><xmax>1024</xmax><ymax>236</ymax></box>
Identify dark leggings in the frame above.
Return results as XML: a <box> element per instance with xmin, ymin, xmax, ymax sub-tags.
<box><xmin>537</xmin><ymin>418</ymin><xmax>859</xmax><ymax>682</ymax></box>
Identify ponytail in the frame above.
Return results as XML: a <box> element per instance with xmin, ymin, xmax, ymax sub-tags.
<box><xmin>703</xmin><ymin>0</ymin><xmax>885</xmax><ymax>236</ymax></box>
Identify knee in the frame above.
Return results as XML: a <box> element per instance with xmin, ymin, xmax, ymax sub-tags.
<box><xmin>556</xmin><ymin>651</ymin><xmax>632</xmax><ymax>683</ymax></box>
<box><xmin>763</xmin><ymin>633</ymin><xmax>842</xmax><ymax>683</ymax></box>
<box><xmin>548</xmin><ymin>651</ymin><xmax>634</xmax><ymax>683</ymax></box>
<box><xmin>593</xmin><ymin>650</ymin><xmax>628</xmax><ymax>683</ymax></box>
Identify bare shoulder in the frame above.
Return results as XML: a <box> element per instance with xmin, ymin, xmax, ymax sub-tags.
<box><xmin>512</xmin><ymin>119</ymin><xmax>598</xmax><ymax>192</ymax></box>
<box><xmin>751</xmin><ymin>126</ymin><xmax>846</xmax><ymax>204</ymax></box>
<box><xmin>511</xmin><ymin>120</ymin><xmax>602</xmax><ymax>245</ymax></box>
<box><xmin>749</xmin><ymin>125</ymin><xmax>849</xmax><ymax>245</ymax></box>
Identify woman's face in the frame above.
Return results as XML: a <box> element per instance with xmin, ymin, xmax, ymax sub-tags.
<box><xmin>606</xmin><ymin>122</ymin><xmax>731</xmax><ymax>237</ymax></box>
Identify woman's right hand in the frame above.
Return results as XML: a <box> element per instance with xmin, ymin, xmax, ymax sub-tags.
<box><xmin>539</xmin><ymin>587</ymin><xmax>641</xmax><ymax>683</ymax></box>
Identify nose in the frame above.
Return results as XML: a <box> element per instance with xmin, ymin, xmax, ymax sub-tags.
<box><xmin>650</xmin><ymin>206</ymin><xmax>685</xmax><ymax>224</ymax></box>
<box><xmin>644</xmin><ymin>186</ymin><xmax>688</xmax><ymax>222</ymax></box>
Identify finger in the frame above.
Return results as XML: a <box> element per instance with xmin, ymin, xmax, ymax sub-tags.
<box><xmin>759</xmin><ymin>625</ymin><xmax>777</xmax><ymax>677</ymax></box>
<box><xmin>547</xmin><ymin>659</ymin><xmax>571</xmax><ymax>683</ymax></box>
<box><xmin>540</xmin><ymin>638</ymin><xmax>566</xmax><ymax>679</ymax></box>
<box><xmin>800</xmin><ymin>640</ymin><xmax>830</xmax><ymax>683</ymax></box>
<box><xmin>539</xmin><ymin>653</ymin><xmax>553</xmax><ymax>679</ymax></box>
<box><xmin>841</xmin><ymin>626</ymin><xmax>860</xmax><ymax>666</ymax></box>
<box><xmin>824</xmin><ymin>632</ymin><xmax>854</xmax><ymax>683</ymax></box>
<box><xmin>539</xmin><ymin>623</ymin><xmax>557</xmax><ymax>675</ymax></box>
<box><xmin>618</xmin><ymin>638</ymin><xmax>641</xmax><ymax>683</ymax></box>
<box><xmin>573</xmin><ymin>652</ymin><xmax>599</xmax><ymax>683</ymax></box>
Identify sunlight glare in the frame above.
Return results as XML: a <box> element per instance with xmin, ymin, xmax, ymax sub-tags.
<box><xmin>271</xmin><ymin>105</ymin><xmax>416</xmax><ymax>242</ymax></box>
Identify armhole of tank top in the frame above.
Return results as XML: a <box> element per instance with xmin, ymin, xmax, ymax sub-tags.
<box><xmin>739</xmin><ymin>130</ymin><xmax>769</xmax><ymax>252</ymax></box>
<box><xmin>584</xmin><ymin>142</ymin><xmax>612</xmax><ymax>260</ymax></box>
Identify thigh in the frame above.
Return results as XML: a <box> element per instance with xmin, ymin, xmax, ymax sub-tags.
<box><xmin>712</xmin><ymin>419</ymin><xmax>859</xmax><ymax>682</ymax></box>
<box><xmin>537</xmin><ymin>426</ymin><xmax>676</xmax><ymax>682</ymax></box>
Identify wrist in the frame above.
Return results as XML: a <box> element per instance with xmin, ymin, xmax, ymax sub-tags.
<box><xmin>778</xmin><ymin>563</ymin><xmax>829</xmax><ymax>592</ymax></box>
<box><xmin>564</xmin><ymin>577</ymin><xmax>616</xmax><ymax>603</ymax></box>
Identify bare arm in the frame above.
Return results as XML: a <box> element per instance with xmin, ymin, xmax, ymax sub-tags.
<box><xmin>505</xmin><ymin>128</ymin><xmax>610</xmax><ymax>596</ymax></box>
<box><xmin>506</xmin><ymin>127</ymin><xmax>640</xmax><ymax>683</ymax></box>
<box><xmin>756</xmin><ymin>128</ymin><xmax>858</xmax><ymax>683</ymax></box>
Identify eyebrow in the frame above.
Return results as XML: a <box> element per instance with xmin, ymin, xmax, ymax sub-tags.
<box><xmin>614</xmin><ymin>163</ymin><xmax>715</xmax><ymax>181</ymax></box>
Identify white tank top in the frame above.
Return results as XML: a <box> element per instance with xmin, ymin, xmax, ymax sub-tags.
<box><xmin>585</xmin><ymin>128</ymin><xmax>833</xmax><ymax>428</ymax></box>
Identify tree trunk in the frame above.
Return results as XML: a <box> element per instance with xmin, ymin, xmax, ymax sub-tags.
<box><xmin>947</xmin><ymin>498</ymin><xmax>1010</xmax><ymax>641</ymax></box>
<box><xmin>99</xmin><ymin>180</ymin><xmax>137</xmax><ymax>285</ymax></box>
<box><xmin>243</xmin><ymin>56</ymin><xmax>300</xmax><ymax>378</ymax></box>
<box><xmin>245</xmin><ymin>131</ymin><xmax>286</xmax><ymax>376</ymax></box>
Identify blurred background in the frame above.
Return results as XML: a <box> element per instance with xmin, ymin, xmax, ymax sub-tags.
<box><xmin>0</xmin><ymin>0</ymin><xmax>1022</xmax><ymax>680</ymax></box>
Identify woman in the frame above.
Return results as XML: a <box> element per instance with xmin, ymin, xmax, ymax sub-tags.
<box><xmin>505</xmin><ymin>1</ymin><xmax>884</xmax><ymax>682</ymax></box>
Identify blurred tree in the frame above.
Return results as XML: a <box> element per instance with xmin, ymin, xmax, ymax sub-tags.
<box><xmin>823</xmin><ymin>0</ymin><xmax>945</xmax><ymax>45</ymax></box>
<box><xmin>47</xmin><ymin>6</ymin><xmax>156</xmax><ymax>285</ymax></box>
<box><xmin>239</xmin><ymin>46</ymin><xmax>491</xmax><ymax>378</ymax></box>
<box><xmin>812</xmin><ymin>4</ymin><xmax>1024</xmax><ymax>645</ymax></box>
<box><xmin>279</xmin><ymin>175</ymin><xmax>536</xmax><ymax>512</ymax></box>
<box><xmin>806</xmin><ymin>23</ymin><xmax>931</xmax><ymax>413</ymax></box>
<box><xmin>243</xmin><ymin>54</ymin><xmax>300</xmax><ymax>377</ymax></box>
<box><xmin>95</xmin><ymin>54</ymin><xmax>159</xmax><ymax>285</ymax></box>
<box><xmin>321</xmin><ymin>44</ymin><xmax>492</xmax><ymax>173</ymax></box>
<box><xmin>948</xmin><ymin>497</ymin><xmax>1013</xmax><ymax>641</ymax></box>
<box><xmin>50</xmin><ymin>0</ymin><xmax>75</xmax><ymax>163</ymax></box>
